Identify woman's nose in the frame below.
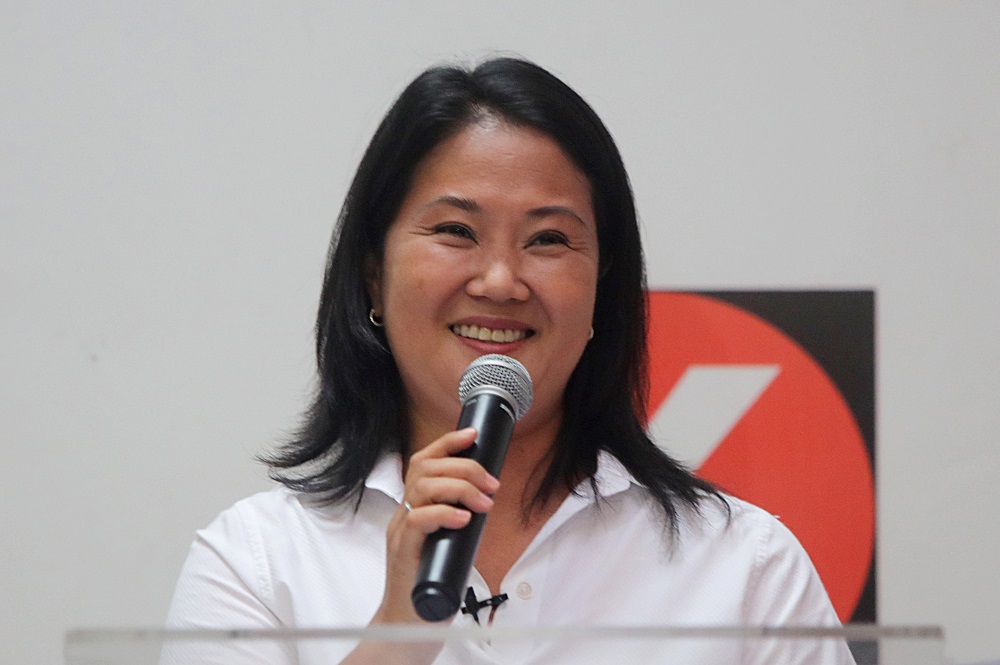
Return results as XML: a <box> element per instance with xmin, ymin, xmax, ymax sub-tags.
<box><xmin>466</xmin><ymin>251</ymin><xmax>531</xmax><ymax>302</ymax></box>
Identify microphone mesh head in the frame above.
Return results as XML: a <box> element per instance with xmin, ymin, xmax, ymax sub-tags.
<box><xmin>458</xmin><ymin>354</ymin><xmax>533</xmax><ymax>422</ymax></box>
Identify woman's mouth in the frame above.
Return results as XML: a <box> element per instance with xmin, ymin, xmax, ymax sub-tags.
<box><xmin>450</xmin><ymin>324</ymin><xmax>532</xmax><ymax>343</ymax></box>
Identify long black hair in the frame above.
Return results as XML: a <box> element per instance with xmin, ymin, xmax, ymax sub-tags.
<box><xmin>266</xmin><ymin>57</ymin><xmax>723</xmax><ymax>529</ymax></box>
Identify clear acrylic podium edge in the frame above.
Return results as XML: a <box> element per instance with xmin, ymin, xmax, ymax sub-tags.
<box><xmin>65</xmin><ymin>622</ymin><xmax>945</xmax><ymax>665</ymax></box>
<box><xmin>66</xmin><ymin>623</ymin><xmax>943</xmax><ymax>645</ymax></box>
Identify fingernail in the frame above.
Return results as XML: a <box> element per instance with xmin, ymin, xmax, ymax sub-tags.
<box><xmin>485</xmin><ymin>475</ymin><xmax>500</xmax><ymax>491</ymax></box>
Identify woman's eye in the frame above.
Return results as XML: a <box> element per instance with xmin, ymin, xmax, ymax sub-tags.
<box><xmin>531</xmin><ymin>231</ymin><xmax>570</xmax><ymax>247</ymax></box>
<box><xmin>434</xmin><ymin>223</ymin><xmax>475</xmax><ymax>241</ymax></box>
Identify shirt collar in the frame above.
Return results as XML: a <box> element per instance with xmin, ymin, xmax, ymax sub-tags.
<box><xmin>364</xmin><ymin>452</ymin><xmax>405</xmax><ymax>503</ymax></box>
<box><xmin>582</xmin><ymin>450</ymin><xmax>638</xmax><ymax>498</ymax></box>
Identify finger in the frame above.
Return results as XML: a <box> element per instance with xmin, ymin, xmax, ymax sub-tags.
<box><xmin>385</xmin><ymin>503</ymin><xmax>471</xmax><ymax>566</ymax></box>
<box><xmin>406</xmin><ymin>428</ymin><xmax>500</xmax><ymax>497</ymax></box>
<box><xmin>410</xmin><ymin>476</ymin><xmax>495</xmax><ymax>513</ymax></box>
<box><xmin>414</xmin><ymin>456</ymin><xmax>501</xmax><ymax>494</ymax></box>
<box><xmin>386</xmin><ymin>503</ymin><xmax>471</xmax><ymax>565</ymax></box>
<box><xmin>410</xmin><ymin>427</ymin><xmax>478</xmax><ymax>462</ymax></box>
<box><xmin>401</xmin><ymin>504</ymin><xmax>474</xmax><ymax>535</ymax></box>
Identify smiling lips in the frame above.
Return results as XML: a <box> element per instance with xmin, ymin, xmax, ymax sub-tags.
<box><xmin>450</xmin><ymin>323</ymin><xmax>532</xmax><ymax>343</ymax></box>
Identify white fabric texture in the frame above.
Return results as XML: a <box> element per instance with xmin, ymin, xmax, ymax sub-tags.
<box><xmin>164</xmin><ymin>452</ymin><xmax>855</xmax><ymax>664</ymax></box>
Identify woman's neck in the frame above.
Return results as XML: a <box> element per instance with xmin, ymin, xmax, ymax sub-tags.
<box><xmin>476</xmin><ymin>423</ymin><xmax>570</xmax><ymax>595</ymax></box>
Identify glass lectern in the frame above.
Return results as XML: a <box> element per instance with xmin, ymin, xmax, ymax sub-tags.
<box><xmin>65</xmin><ymin>624</ymin><xmax>943</xmax><ymax>664</ymax></box>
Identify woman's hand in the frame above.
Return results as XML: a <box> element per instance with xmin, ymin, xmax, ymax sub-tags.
<box><xmin>372</xmin><ymin>427</ymin><xmax>500</xmax><ymax>625</ymax></box>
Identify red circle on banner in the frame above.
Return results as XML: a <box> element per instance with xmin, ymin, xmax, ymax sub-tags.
<box><xmin>646</xmin><ymin>292</ymin><xmax>874</xmax><ymax>621</ymax></box>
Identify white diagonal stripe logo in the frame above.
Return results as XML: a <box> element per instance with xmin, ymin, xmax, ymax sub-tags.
<box><xmin>647</xmin><ymin>365</ymin><xmax>781</xmax><ymax>468</ymax></box>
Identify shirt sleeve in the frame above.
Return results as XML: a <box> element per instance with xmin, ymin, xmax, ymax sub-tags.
<box><xmin>741</xmin><ymin>514</ymin><xmax>857</xmax><ymax>665</ymax></box>
<box><xmin>161</xmin><ymin>501</ymin><xmax>297</xmax><ymax>665</ymax></box>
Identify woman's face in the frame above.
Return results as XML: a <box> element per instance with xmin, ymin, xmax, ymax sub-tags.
<box><xmin>368</xmin><ymin>121</ymin><xmax>599</xmax><ymax>447</ymax></box>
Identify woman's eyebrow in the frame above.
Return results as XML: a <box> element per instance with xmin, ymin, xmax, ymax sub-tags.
<box><xmin>424</xmin><ymin>195</ymin><xmax>480</xmax><ymax>213</ymax></box>
<box><xmin>527</xmin><ymin>205</ymin><xmax>587</xmax><ymax>227</ymax></box>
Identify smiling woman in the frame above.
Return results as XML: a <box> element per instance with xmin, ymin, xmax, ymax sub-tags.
<box><xmin>369</xmin><ymin>122</ymin><xmax>600</xmax><ymax>474</ymax></box>
<box><xmin>163</xmin><ymin>57</ymin><xmax>856</xmax><ymax>665</ymax></box>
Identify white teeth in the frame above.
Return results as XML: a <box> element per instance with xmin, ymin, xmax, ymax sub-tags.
<box><xmin>452</xmin><ymin>324</ymin><xmax>528</xmax><ymax>343</ymax></box>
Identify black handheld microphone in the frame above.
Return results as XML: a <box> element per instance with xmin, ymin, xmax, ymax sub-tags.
<box><xmin>411</xmin><ymin>354</ymin><xmax>533</xmax><ymax>622</ymax></box>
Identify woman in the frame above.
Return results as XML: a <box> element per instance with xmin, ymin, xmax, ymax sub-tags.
<box><xmin>166</xmin><ymin>57</ymin><xmax>854</xmax><ymax>664</ymax></box>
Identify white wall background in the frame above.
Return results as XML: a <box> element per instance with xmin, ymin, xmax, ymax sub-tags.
<box><xmin>2</xmin><ymin>2</ymin><xmax>998</xmax><ymax>663</ymax></box>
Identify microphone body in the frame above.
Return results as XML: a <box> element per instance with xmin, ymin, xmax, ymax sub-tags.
<box><xmin>411</xmin><ymin>355</ymin><xmax>532</xmax><ymax>622</ymax></box>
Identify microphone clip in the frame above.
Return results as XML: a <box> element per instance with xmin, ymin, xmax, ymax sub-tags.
<box><xmin>460</xmin><ymin>586</ymin><xmax>509</xmax><ymax>625</ymax></box>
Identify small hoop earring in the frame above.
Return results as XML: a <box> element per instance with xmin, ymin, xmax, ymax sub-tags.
<box><xmin>589</xmin><ymin>326</ymin><xmax>595</xmax><ymax>340</ymax></box>
<box><xmin>369</xmin><ymin>308</ymin><xmax>384</xmax><ymax>328</ymax></box>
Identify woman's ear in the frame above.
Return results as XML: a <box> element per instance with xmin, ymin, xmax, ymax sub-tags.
<box><xmin>364</xmin><ymin>255</ymin><xmax>383</xmax><ymax>316</ymax></box>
